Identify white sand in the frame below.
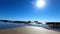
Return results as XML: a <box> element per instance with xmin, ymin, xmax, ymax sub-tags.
<box><xmin>0</xmin><ymin>26</ymin><xmax>60</xmax><ymax>34</ymax></box>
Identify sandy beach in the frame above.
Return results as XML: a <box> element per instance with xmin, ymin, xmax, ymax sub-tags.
<box><xmin>0</xmin><ymin>26</ymin><xmax>60</xmax><ymax>34</ymax></box>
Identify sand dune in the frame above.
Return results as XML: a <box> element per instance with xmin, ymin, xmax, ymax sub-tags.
<box><xmin>0</xmin><ymin>26</ymin><xmax>60</xmax><ymax>34</ymax></box>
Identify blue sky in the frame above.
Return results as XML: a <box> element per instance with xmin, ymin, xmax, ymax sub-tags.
<box><xmin>0</xmin><ymin>0</ymin><xmax>60</xmax><ymax>22</ymax></box>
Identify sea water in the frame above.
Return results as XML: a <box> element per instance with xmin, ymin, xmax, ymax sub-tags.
<box><xmin>0</xmin><ymin>22</ymin><xmax>60</xmax><ymax>32</ymax></box>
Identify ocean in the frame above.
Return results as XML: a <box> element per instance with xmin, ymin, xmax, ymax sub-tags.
<box><xmin>0</xmin><ymin>22</ymin><xmax>60</xmax><ymax>32</ymax></box>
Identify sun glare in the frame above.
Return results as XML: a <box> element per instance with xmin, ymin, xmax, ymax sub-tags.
<box><xmin>36</xmin><ymin>0</ymin><xmax>45</xmax><ymax>8</ymax></box>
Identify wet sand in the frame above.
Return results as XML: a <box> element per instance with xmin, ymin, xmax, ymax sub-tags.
<box><xmin>0</xmin><ymin>26</ymin><xmax>60</xmax><ymax>34</ymax></box>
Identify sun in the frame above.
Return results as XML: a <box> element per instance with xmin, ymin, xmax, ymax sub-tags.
<box><xmin>36</xmin><ymin>0</ymin><xmax>45</xmax><ymax>8</ymax></box>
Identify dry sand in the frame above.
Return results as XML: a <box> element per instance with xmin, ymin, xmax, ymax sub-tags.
<box><xmin>0</xmin><ymin>26</ymin><xmax>60</xmax><ymax>34</ymax></box>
